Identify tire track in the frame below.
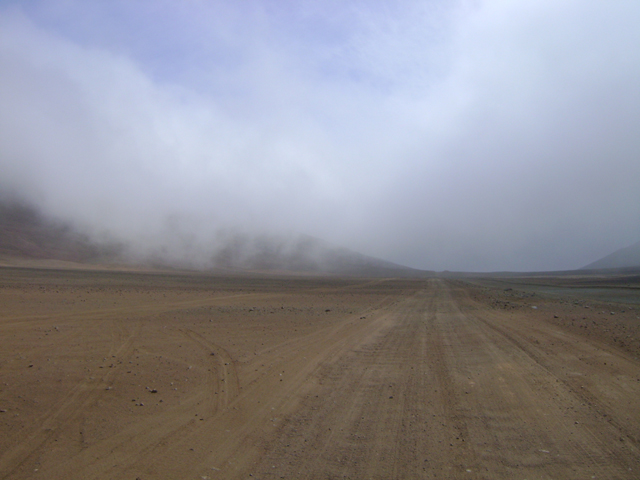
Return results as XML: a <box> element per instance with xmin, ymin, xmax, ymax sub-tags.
<box><xmin>250</xmin><ymin>291</ymin><xmax>430</xmax><ymax>479</ymax></box>
<box><xmin>4</xmin><ymin>274</ymin><xmax>640</xmax><ymax>479</ymax></box>
<box><xmin>247</xmin><ymin>279</ymin><xmax>640</xmax><ymax>479</ymax></box>
<box><xmin>446</xmin><ymin>282</ymin><xmax>640</xmax><ymax>475</ymax></box>
<box><xmin>0</xmin><ymin>318</ymin><xmax>142</xmax><ymax>480</ymax></box>
<box><xmin>178</xmin><ymin>328</ymin><xmax>240</xmax><ymax>413</ymax></box>
<box><xmin>437</xmin><ymin>280</ymin><xmax>640</xmax><ymax>479</ymax></box>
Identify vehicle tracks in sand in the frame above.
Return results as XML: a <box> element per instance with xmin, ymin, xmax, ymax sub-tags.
<box><xmin>178</xmin><ymin>328</ymin><xmax>240</xmax><ymax>413</ymax></box>
<box><xmin>0</xmin><ymin>318</ymin><xmax>143</xmax><ymax>480</ymax></box>
<box><xmin>249</xmin><ymin>279</ymin><xmax>640</xmax><ymax>479</ymax></box>
<box><xmin>448</xmin><ymin>285</ymin><xmax>640</xmax><ymax>476</ymax></box>
<box><xmin>250</xmin><ymin>289</ymin><xmax>441</xmax><ymax>479</ymax></box>
<box><xmin>2</xmin><ymin>275</ymin><xmax>640</xmax><ymax>479</ymax></box>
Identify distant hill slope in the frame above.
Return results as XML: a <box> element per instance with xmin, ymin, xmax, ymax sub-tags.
<box><xmin>0</xmin><ymin>201</ymin><xmax>122</xmax><ymax>264</ymax></box>
<box><xmin>0</xmin><ymin>200</ymin><xmax>426</xmax><ymax>277</ymax></box>
<box><xmin>582</xmin><ymin>241</ymin><xmax>640</xmax><ymax>270</ymax></box>
<box><xmin>209</xmin><ymin>233</ymin><xmax>428</xmax><ymax>277</ymax></box>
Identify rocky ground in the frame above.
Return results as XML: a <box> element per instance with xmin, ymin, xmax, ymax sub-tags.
<box><xmin>0</xmin><ymin>267</ymin><xmax>639</xmax><ymax>479</ymax></box>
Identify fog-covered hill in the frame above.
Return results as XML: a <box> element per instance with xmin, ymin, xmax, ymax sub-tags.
<box><xmin>0</xmin><ymin>200</ymin><xmax>426</xmax><ymax>277</ymax></box>
<box><xmin>208</xmin><ymin>233</ymin><xmax>427</xmax><ymax>277</ymax></box>
<box><xmin>0</xmin><ymin>200</ymin><xmax>123</xmax><ymax>264</ymax></box>
<box><xmin>582</xmin><ymin>241</ymin><xmax>640</xmax><ymax>270</ymax></box>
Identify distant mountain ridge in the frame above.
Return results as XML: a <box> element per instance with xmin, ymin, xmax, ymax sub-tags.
<box><xmin>0</xmin><ymin>200</ymin><xmax>425</xmax><ymax>277</ymax></box>
<box><xmin>582</xmin><ymin>240</ymin><xmax>640</xmax><ymax>270</ymax></box>
<box><xmin>0</xmin><ymin>200</ymin><xmax>122</xmax><ymax>264</ymax></box>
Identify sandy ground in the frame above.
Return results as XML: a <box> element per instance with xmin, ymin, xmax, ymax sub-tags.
<box><xmin>1</xmin><ymin>267</ymin><xmax>639</xmax><ymax>479</ymax></box>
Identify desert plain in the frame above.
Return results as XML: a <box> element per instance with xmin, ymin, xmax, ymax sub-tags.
<box><xmin>1</xmin><ymin>266</ymin><xmax>640</xmax><ymax>479</ymax></box>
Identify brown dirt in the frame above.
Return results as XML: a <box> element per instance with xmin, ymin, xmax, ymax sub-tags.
<box><xmin>1</xmin><ymin>267</ymin><xmax>639</xmax><ymax>479</ymax></box>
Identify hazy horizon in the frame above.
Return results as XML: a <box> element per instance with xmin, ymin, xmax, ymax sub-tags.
<box><xmin>2</xmin><ymin>1</ymin><xmax>639</xmax><ymax>272</ymax></box>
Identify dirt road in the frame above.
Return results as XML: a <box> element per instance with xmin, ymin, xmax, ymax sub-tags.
<box><xmin>1</xmin><ymin>269</ymin><xmax>639</xmax><ymax>479</ymax></box>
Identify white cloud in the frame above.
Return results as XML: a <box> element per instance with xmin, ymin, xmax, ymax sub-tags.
<box><xmin>1</xmin><ymin>1</ymin><xmax>639</xmax><ymax>271</ymax></box>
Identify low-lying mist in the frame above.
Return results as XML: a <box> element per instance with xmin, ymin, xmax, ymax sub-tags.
<box><xmin>2</xmin><ymin>2</ymin><xmax>640</xmax><ymax>272</ymax></box>
<box><xmin>0</xmin><ymin>196</ymin><xmax>421</xmax><ymax>276</ymax></box>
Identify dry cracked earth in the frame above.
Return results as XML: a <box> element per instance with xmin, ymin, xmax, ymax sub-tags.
<box><xmin>1</xmin><ymin>267</ymin><xmax>639</xmax><ymax>479</ymax></box>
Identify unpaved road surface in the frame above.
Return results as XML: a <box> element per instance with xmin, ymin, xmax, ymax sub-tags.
<box><xmin>1</xmin><ymin>268</ymin><xmax>639</xmax><ymax>479</ymax></box>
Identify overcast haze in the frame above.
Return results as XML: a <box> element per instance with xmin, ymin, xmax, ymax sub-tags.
<box><xmin>1</xmin><ymin>1</ymin><xmax>639</xmax><ymax>271</ymax></box>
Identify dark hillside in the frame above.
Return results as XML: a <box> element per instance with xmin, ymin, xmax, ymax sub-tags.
<box><xmin>0</xmin><ymin>200</ymin><xmax>428</xmax><ymax>277</ymax></box>
<box><xmin>0</xmin><ymin>201</ymin><xmax>122</xmax><ymax>263</ymax></box>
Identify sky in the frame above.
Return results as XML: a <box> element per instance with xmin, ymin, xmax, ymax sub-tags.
<box><xmin>1</xmin><ymin>0</ymin><xmax>639</xmax><ymax>272</ymax></box>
